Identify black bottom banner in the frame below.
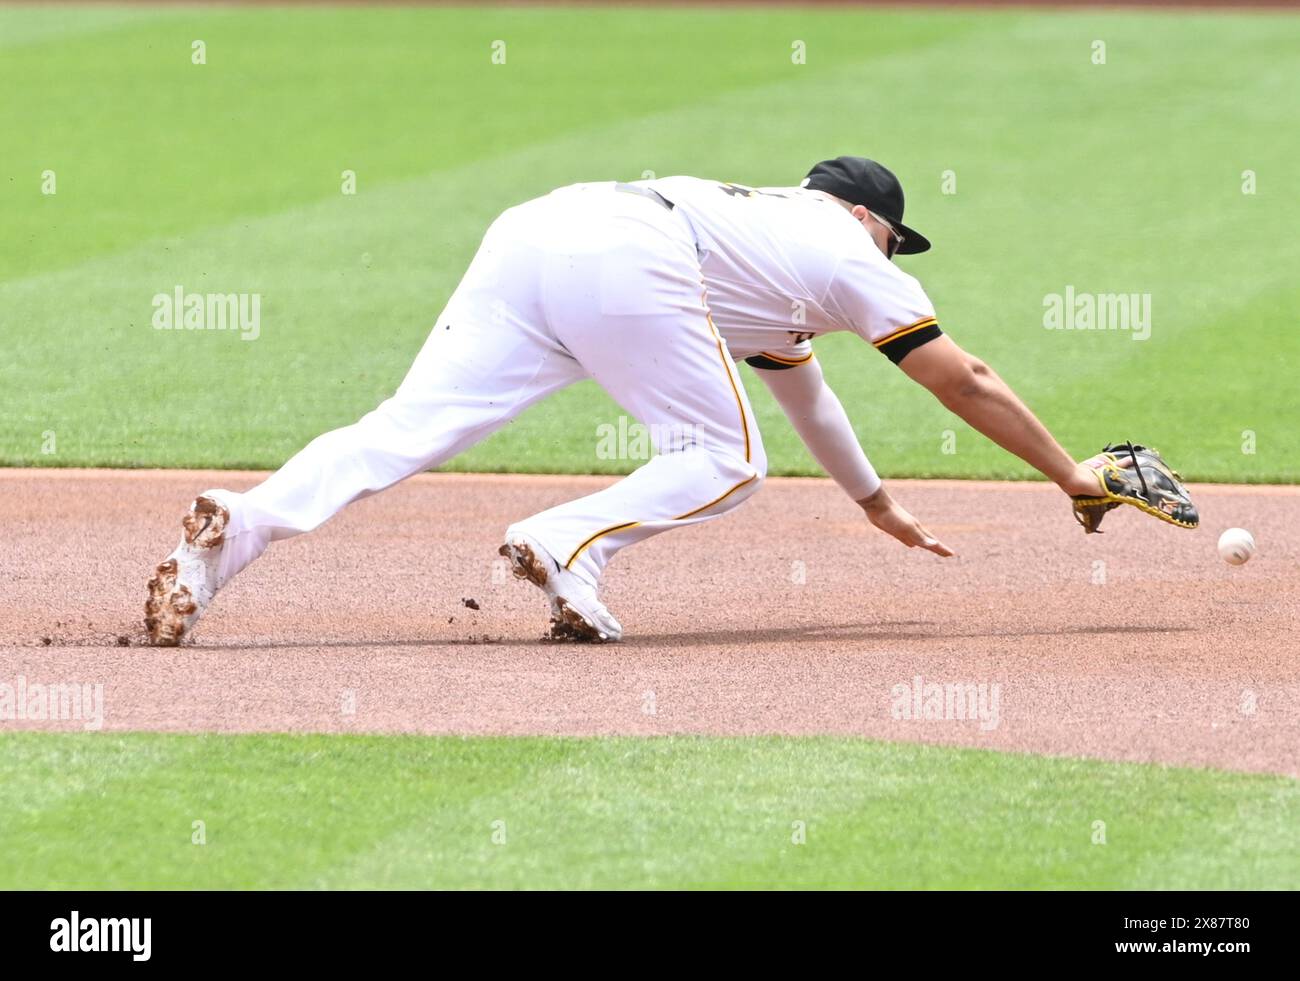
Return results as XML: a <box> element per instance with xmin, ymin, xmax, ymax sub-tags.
<box><xmin>0</xmin><ymin>889</ymin><xmax>1285</xmax><ymax>968</ymax></box>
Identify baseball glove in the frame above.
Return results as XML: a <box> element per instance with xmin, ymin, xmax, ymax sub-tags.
<box><xmin>1071</xmin><ymin>442</ymin><xmax>1198</xmax><ymax>534</ymax></box>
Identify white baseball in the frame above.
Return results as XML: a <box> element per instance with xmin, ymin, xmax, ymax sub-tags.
<box><xmin>1217</xmin><ymin>528</ymin><xmax>1256</xmax><ymax>566</ymax></box>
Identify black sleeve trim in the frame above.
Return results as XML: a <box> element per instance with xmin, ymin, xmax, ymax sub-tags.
<box><xmin>745</xmin><ymin>354</ymin><xmax>804</xmax><ymax>371</ymax></box>
<box><xmin>879</xmin><ymin>324</ymin><xmax>943</xmax><ymax>365</ymax></box>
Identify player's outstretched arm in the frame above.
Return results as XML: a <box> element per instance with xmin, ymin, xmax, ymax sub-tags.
<box><xmin>898</xmin><ymin>335</ymin><xmax>1099</xmax><ymax>497</ymax></box>
<box><xmin>755</xmin><ymin>357</ymin><xmax>953</xmax><ymax>557</ymax></box>
<box><xmin>755</xmin><ymin>356</ymin><xmax>879</xmax><ymax>500</ymax></box>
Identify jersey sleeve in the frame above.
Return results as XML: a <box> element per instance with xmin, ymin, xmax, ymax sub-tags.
<box><xmin>828</xmin><ymin>250</ymin><xmax>943</xmax><ymax>365</ymax></box>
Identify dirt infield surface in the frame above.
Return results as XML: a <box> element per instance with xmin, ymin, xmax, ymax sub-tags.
<box><xmin>2</xmin><ymin>469</ymin><xmax>1297</xmax><ymax>776</ymax></box>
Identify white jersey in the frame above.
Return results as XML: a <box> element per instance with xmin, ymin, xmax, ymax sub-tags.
<box><xmin>644</xmin><ymin>176</ymin><xmax>940</xmax><ymax>367</ymax></box>
<box><xmin>196</xmin><ymin>177</ymin><xmax>900</xmax><ymax>629</ymax></box>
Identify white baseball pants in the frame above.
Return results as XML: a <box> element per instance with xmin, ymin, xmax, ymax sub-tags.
<box><xmin>209</xmin><ymin>183</ymin><xmax>766</xmax><ymax>590</ymax></box>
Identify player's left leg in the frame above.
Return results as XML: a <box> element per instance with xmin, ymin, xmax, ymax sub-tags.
<box><xmin>145</xmin><ymin>202</ymin><xmax>583</xmax><ymax>645</ymax></box>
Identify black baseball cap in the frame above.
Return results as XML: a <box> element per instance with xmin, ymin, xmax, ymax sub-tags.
<box><xmin>801</xmin><ymin>156</ymin><xmax>931</xmax><ymax>254</ymax></box>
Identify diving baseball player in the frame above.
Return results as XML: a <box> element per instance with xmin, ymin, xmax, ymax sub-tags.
<box><xmin>145</xmin><ymin>156</ymin><xmax>1197</xmax><ymax>645</ymax></box>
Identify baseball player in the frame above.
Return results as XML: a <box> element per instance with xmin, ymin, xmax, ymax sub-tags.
<box><xmin>145</xmin><ymin>156</ymin><xmax>1196</xmax><ymax>645</ymax></box>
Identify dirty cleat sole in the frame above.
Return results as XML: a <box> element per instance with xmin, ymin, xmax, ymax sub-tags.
<box><xmin>144</xmin><ymin>495</ymin><xmax>229</xmax><ymax>647</ymax></box>
<box><xmin>144</xmin><ymin>558</ymin><xmax>197</xmax><ymax>646</ymax></box>
<box><xmin>499</xmin><ymin>534</ymin><xmax>622</xmax><ymax>643</ymax></box>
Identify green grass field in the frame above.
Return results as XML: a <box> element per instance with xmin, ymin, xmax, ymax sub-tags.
<box><xmin>2</xmin><ymin>4</ymin><xmax>1298</xmax><ymax>890</ymax></box>
<box><xmin>1</xmin><ymin>4</ymin><xmax>1297</xmax><ymax>479</ymax></box>
<box><xmin>2</xmin><ymin>733</ymin><xmax>1296</xmax><ymax>889</ymax></box>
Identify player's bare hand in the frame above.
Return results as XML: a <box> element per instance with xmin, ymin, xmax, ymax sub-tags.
<box><xmin>858</xmin><ymin>487</ymin><xmax>955</xmax><ymax>557</ymax></box>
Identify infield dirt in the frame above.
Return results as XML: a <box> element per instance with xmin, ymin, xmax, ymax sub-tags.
<box><xmin>1</xmin><ymin>469</ymin><xmax>1296</xmax><ymax>776</ymax></box>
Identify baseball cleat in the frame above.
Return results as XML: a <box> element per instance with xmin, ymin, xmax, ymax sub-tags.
<box><xmin>499</xmin><ymin>532</ymin><xmax>623</xmax><ymax>643</ymax></box>
<box><xmin>144</xmin><ymin>495</ymin><xmax>230</xmax><ymax>646</ymax></box>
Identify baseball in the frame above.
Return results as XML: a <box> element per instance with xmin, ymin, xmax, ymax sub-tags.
<box><xmin>1218</xmin><ymin>528</ymin><xmax>1256</xmax><ymax>565</ymax></box>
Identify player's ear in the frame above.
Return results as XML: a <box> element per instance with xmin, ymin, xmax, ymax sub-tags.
<box><xmin>849</xmin><ymin>204</ymin><xmax>869</xmax><ymax>222</ymax></box>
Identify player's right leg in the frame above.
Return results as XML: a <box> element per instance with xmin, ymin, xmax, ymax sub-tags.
<box><xmin>145</xmin><ymin>203</ymin><xmax>582</xmax><ymax>645</ymax></box>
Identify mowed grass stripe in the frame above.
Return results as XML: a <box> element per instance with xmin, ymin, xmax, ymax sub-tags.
<box><xmin>0</xmin><ymin>735</ymin><xmax>216</xmax><ymax>888</ymax></box>
<box><xmin>1</xmin><ymin>7</ymin><xmax>1296</xmax><ymax>480</ymax></box>
<box><xmin>0</xmin><ymin>8</ymin><xmax>1003</xmax><ymax>473</ymax></box>
<box><xmin>728</xmin><ymin>747</ymin><xmax>1300</xmax><ymax>890</ymax></box>
<box><xmin>0</xmin><ymin>4</ymin><xmax>192</xmax><ymax>51</ymax></box>
<box><xmin>803</xmin><ymin>12</ymin><xmax>1300</xmax><ymax>481</ymax></box>
<box><xmin>0</xmin><ymin>5</ymin><xmax>979</xmax><ymax>282</ymax></box>
<box><xmin>0</xmin><ymin>733</ymin><xmax>577</xmax><ymax>890</ymax></box>
<box><xmin>0</xmin><ymin>733</ymin><xmax>1296</xmax><ymax>890</ymax></box>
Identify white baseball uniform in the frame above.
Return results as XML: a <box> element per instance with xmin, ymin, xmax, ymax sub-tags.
<box><xmin>206</xmin><ymin>178</ymin><xmax>942</xmax><ymax>591</ymax></box>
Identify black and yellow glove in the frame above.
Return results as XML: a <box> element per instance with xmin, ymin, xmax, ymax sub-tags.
<box><xmin>1072</xmin><ymin>442</ymin><xmax>1198</xmax><ymax>534</ymax></box>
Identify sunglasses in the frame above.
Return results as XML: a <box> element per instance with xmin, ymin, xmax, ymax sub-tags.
<box><xmin>867</xmin><ymin>210</ymin><xmax>905</xmax><ymax>258</ymax></box>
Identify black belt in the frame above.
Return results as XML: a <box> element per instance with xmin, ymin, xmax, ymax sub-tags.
<box><xmin>614</xmin><ymin>182</ymin><xmax>674</xmax><ymax>211</ymax></box>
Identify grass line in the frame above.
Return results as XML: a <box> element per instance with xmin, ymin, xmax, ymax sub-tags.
<box><xmin>1</xmin><ymin>733</ymin><xmax>1295</xmax><ymax>889</ymax></box>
